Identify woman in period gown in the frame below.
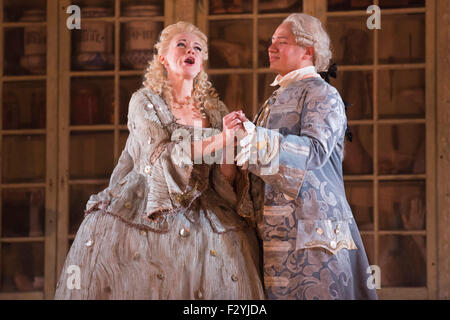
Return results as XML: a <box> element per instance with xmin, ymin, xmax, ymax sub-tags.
<box><xmin>54</xmin><ymin>21</ymin><xmax>264</xmax><ymax>300</ymax></box>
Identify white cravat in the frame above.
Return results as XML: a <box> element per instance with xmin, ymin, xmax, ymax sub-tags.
<box><xmin>270</xmin><ymin>66</ymin><xmax>320</xmax><ymax>91</ymax></box>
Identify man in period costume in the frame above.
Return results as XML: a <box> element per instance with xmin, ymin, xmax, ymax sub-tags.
<box><xmin>227</xmin><ymin>13</ymin><xmax>378</xmax><ymax>300</ymax></box>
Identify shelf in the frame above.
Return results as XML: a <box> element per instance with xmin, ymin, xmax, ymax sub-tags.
<box><xmin>1</xmin><ymin>75</ymin><xmax>47</xmax><ymax>82</ymax></box>
<box><xmin>0</xmin><ymin>291</ymin><xmax>43</xmax><ymax>300</ymax></box>
<box><xmin>68</xmin><ymin>179</ymin><xmax>109</xmax><ymax>185</ymax></box>
<box><xmin>1</xmin><ymin>21</ymin><xmax>46</xmax><ymax>28</ymax></box>
<box><xmin>207</xmin><ymin>13</ymin><xmax>254</xmax><ymax>20</ymax></box>
<box><xmin>344</xmin><ymin>174</ymin><xmax>426</xmax><ymax>181</ymax></box>
<box><xmin>1</xmin><ymin>129</ymin><xmax>46</xmax><ymax>135</ymax></box>
<box><xmin>0</xmin><ymin>236</ymin><xmax>45</xmax><ymax>243</ymax></box>
<box><xmin>360</xmin><ymin>230</ymin><xmax>426</xmax><ymax>236</ymax></box>
<box><xmin>207</xmin><ymin>12</ymin><xmax>295</xmax><ymax>20</ymax></box>
<box><xmin>326</xmin><ymin>7</ymin><xmax>425</xmax><ymax>17</ymax></box>
<box><xmin>0</xmin><ymin>182</ymin><xmax>46</xmax><ymax>189</ymax></box>
<box><xmin>348</xmin><ymin>119</ymin><xmax>426</xmax><ymax>125</ymax></box>
<box><xmin>69</xmin><ymin>70</ymin><xmax>144</xmax><ymax>77</ymax></box>
<box><xmin>68</xmin><ymin>125</ymin><xmax>116</xmax><ymax>131</ymax></box>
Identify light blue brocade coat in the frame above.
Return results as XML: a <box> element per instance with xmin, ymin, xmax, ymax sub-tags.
<box><xmin>248</xmin><ymin>77</ymin><xmax>378</xmax><ymax>299</ymax></box>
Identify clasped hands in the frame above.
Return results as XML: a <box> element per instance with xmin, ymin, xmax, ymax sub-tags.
<box><xmin>222</xmin><ymin>110</ymin><xmax>250</xmax><ymax>143</ymax></box>
<box><xmin>221</xmin><ymin>110</ymin><xmax>252</xmax><ymax>166</ymax></box>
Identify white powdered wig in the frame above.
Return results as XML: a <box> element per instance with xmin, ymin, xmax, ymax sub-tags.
<box><xmin>283</xmin><ymin>13</ymin><xmax>332</xmax><ymax>72</ymax></box>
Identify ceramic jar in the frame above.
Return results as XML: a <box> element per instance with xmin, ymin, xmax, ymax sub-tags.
<box><xmin>73</xmin><ymin>7</ymin><xmax>114</xmax><ymax>70</ymax></box>
<box><xmin>2</xmin><ymin>90</ymin><xmax>20</xmax><ymax>129</ymax></box>
<box><xmin>20</xmin><ymin>9</ymin><xmax>46</xmax><ymax>74</ymax></box>
<box><xmin>71</xmin><ymin>85</ymin><xmax>100</xmax><ymax>125</ymax></box>
<box><xmin>121</xmin><ymin>5</ymin><xmax>161</xmax><ymax>70</ymax></box>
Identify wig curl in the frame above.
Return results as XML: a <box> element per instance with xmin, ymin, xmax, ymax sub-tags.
<box><xmin>283</xmin><ymin>13</ymin><xmax>332</xmax><ymax>72</ymax></box>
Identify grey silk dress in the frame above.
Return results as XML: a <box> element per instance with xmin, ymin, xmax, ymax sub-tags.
<box><xmin>244</xmin><ymin>76</ymin><xmax>378</xmax><ymax>299</ymax></box>
<box><xmin>54</xmin><ymin>87</ymin><xmax>265</xmax><ymax>300</ymax></box>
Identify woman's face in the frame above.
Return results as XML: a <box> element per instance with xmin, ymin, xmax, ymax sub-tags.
<box><xmin>162</xmin><ymin>32</ymin><xmax>204</xmax><ymax>80</ymax></box>
<box><xmin>268</xmin><ymin>23</ymin><xmax>312</xmax><ymax>76</ymax></box>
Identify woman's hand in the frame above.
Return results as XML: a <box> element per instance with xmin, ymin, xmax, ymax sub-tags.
<box><xmin>222</xmin><ymin>110</ymin><xmax>249</xmax><ymax>146</ymax></box>
<box><xmin>219</xmin><ymin>110</ymin><xmax>250</xmax><ymax>184</ymax></box>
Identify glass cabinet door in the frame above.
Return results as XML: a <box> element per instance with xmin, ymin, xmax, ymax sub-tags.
<box><xmin>56</xmin><ymin>0</ymin><xmax>165</xmax><ymax>285</ymax></box>
<box><xmin>0</xmin><ymin>0</ymin><xmax>58</xmax><ymax>299</ymax></box>
<box><xmin>325</xmin><ymin>0</ymin><xmax>432</xmax><ymax>299</ymax></box>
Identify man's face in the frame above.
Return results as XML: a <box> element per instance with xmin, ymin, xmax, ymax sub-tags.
<box><xmin>268</xmin><ymin>23</ymin><xmax>312</xmax><ymax>76</ymax></box>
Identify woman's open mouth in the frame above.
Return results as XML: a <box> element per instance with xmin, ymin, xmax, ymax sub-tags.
<box><xmin>184</xmin><ymin>56</ymin><xmax>195</xmax><ymax>65</ymax></box>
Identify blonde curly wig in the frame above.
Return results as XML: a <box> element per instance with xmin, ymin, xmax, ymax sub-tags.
<box><xmin>143</xmin><ymin>21</ymin><xmax>217</xmax><ymax>108</ymax></box>
<box><xmin>283</xmin><ymin>13</ymin><xmax>332</xmax><ymax>72</ymax></box>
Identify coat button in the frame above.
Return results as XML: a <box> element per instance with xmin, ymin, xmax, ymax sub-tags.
<box><xmin>124</xmin><ymin>201</ymin><xmax>132</xmax><ymax>209</ymax></box>
<box><xmin>316</xmin><ymin>227</ymin><xmax>324</xmax><ymax>235</ymax></box>
<box><xmin>231</xmin><ymin>274</ymin><xmax>238</xmax><ymax>282</ymax></box>
<box><xmin>144</xmin><ymin>166</ymin><xmax>151</xmax><ymax>175</ymax></box>
<box><xmin>210</xmin><ymin>249</ymin><xmax>217</xmax><ymax>257</ymax></box>
<box><xmin>85</xmin><ymin>239</ymin><xmax>93</xmax><ymax>247</ymax></box>
<box><xmin>179</xmin><ymin>228</ymin><xmax>190</xmax><ymax>237</ymax></box>
<box><xmin>157</xmin><ymin>273</ymin><xmax>165</xmax><ymax>280</ymax></box>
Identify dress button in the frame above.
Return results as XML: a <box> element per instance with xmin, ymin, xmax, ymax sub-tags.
<box><xmin>316</xmin><ymin>227</ymin><xmax>324</xmax><ymax>235</ymax></box>
<box><xmin>334</xmin><ymin>225</ymin><xmax>340</xmax><ymax>234</ymax></box>
<box><xmin>85</xmin><ymin>239</ymin><xmax>93</xmax><ymax>247</ymax></box>
<box><xmin>179</xmin><ymin>228</ymin><xmax>190</xmax><ymax>237</ymax></box>
<box><xmin>330</xmin><ymin>240</ymin><xmax>337</xmax><ymax>249</ymax></box>
<box><xmin>109</xmin><ymin>190</ymin><xmax>119</xmax><ymax>198</ymax></box>
<box><xmin>124</xmin><ymin>201</ymin><xmax>132</xmax><ymax>209</ymax></box>
<box><xmin>231</xmin><ymin>274</ymin><xmax>238</xmax><ymax>282</ymax></box>
<box><xmin>144</xmin><ymin>166</ymin><xmax>151</xmax><ymax>175</ymax></box>
<box><xmin>157</xmin><ymin>273</ymin><xmax>165</xmax><ymax>280</ymax></box>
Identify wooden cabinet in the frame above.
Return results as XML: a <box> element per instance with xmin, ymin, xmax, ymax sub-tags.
<box><xmin>321</xmin><ymin>0</ymin><xmax>434</xmax><ymax>299</ymax></box>
<box><xmin>0</xmin><ymin>0</ymin><xmax>57</xmax><ymax>299</ymax></box>
<box><xmin>196</xmin><ymin>0</ymin><xmax>436</xmax><ymax>299</ymax></box>
<box><xmin>0</xmin><ymin>0</ymin><xmax>442</xmax><ymax>300</ymax></box>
